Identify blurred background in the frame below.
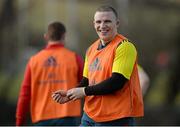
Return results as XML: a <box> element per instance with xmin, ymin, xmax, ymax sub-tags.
<box><xmin>0</xmin><ymin>0</ymin><xmax>179</xmax><ymax>125</ymax></box>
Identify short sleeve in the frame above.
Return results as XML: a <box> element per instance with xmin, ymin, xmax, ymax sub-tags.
<box><xmin>112</xmin><ymin>41</ymin><xmax>137</xmax><ymax>79</ymax></box>
<box><xmin>83</xmin><ymin>55</ymin><xmax>88</xmax><ymax>78</ymax></box>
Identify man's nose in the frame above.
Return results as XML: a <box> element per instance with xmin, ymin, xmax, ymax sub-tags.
<box><xmin>100</xmin><ymin>22</ymin><xmax>106</xmax><ymax>28</ymax></box>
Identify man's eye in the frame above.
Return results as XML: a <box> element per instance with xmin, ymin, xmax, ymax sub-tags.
<box><xmin>96</xmin><ymin>21</ymin><xmax>101</xmax><ymax>24</ymax></box>
<box><xmin>104</xmin><ymin>20</ymin><xmax>111</xmax><ymax>23</ymax></box>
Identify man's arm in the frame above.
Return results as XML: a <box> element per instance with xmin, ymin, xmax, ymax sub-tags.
<box><xmin>16</xmin><ymin>63</ymin><xmax>31</xmax><ymax>126</ymax></box>
<box><xmin>67</xmin><ymin>40</ymin><xmax>137</xmax><ymax>100</ymax></box>
<box><xmin>76</xmin><ymin>54</ymin><xmax>84</xmax><ymax>82</ymax></box>
<box><xmin>67</xmin><ymin>73</ymin><xmax>127</xmax><ymax>100</ymax></box>
<box><xmin>84</xmin><ymin>73</ymin><xmax>127</xmax><ymax>95</ymax></box>
<box><xmin>78</xmin><ymin>77</ymin><xmax>89</xmax><ymax>87</ymax></box>
<box><xmin>77</xmin><ymin>54</ymin><xmax>89</xmax><ymax>87</ymax></box>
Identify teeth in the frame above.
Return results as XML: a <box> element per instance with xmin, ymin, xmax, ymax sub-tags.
<box><xmin>100</xmin><ymin>30</ymin><xmax>108</xmax><ymax>32</ymax></box>
<box><xmin>101</xmin><ymin>31</ymin><xmax>107</xmax><ymax>33</ymax></box>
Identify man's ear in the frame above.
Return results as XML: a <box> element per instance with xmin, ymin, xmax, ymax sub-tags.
<box><xmin>116</xmin><ymin>20</ymin><xmax>120</xmax><ymax>27</ymax></box>
<box><xmin>93</xmin><ymin>20</ymin><xmax>96</xmax><ymax>29</ymax></box>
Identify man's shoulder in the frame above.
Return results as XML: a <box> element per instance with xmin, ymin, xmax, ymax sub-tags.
<box><xmin>31</xmin><ymin>48</ymin><xmax>47</xmax><ymax>57</ymax></box>
<box><xmin>85</xmin><ymin>40</ymin><xmax>98</xmax><ymax>55</ymax></box>
<box><xmin>116</xmin><ymin>39</ymin><xmax>137</xmax><ymax>55</ymax></box>
<box><xmin>61</xmin><ymin>47</ymin><xmax>76</xmax><ymax>54</ymax></box>
<box><xmin>89</xmin><ymin>39</ymin><xmax>100</xmax><ymax>48</ymax></box>
<box><xmin>29</xmin><ymin>49</ymin><xmax>43</xmax><ymax>58</ymax></box>
<box><xmin>117</xmin><ymin>38</ymin><xmax>136</xmax><ymax>48</ymax></box>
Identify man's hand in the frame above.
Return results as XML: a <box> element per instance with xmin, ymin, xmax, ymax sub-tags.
<box><xmin>52</xmin><ymin>90</ymin><xmax>71</xmax><ymax>104</ymax></box>
<box><xmin>67</xmin><ymin>87</ymin><xmax>86</xmax><ymax>101</ymax></box>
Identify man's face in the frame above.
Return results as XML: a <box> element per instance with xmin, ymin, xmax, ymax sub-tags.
<box><xmin>94</xmin><ymin>11</ymin><xmax>119</xmax><ymax>43</ymax></box>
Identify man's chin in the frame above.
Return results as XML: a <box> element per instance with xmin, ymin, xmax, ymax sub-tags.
<box><xmin>99</xmin><ymin>36</ymin><xmax>108</xmax><ymax>40</ymax></box>
<box><xmin>101</xmin><ymin>38</ymin><xmax>111</xmax><ymax>42</ymax></box>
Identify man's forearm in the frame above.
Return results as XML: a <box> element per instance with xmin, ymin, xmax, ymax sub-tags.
<box><xmin>84</xmin><ymin>73</ymin><xmax>128</xmax><ymax>96</ymax></box>
<box><xmin>78</xmin><ymin>77</ymin><xmax>89</xmax><ymax>87</ymax></box>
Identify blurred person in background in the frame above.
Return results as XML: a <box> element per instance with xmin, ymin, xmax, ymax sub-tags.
<box><xmin>16</xmin><ymin>21</ymin><xmax>83</xmax><ymax>126</ymax></box>
<box><xmin>52</xmin><ymin>6</ymin><xmax>144</xmax><ymax>126</ymax></box>
<box><xmin>138</xmin><ymin>65</ymin><xmax>150</xmax><ymax>96</ymax></box>
<box><xmin>166</xmin><ymin>26</ymin><xmax>180</xmax><ymax>105</ymax></box>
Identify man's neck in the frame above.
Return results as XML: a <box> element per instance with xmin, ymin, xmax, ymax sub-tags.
<box><xmin>98</xmin><ymin>40</ymin><xmax>110</xmax><ymax>50</ymax></box>
<box><xmin>48</xmin><ymin>40</ymin><xmax>64</xmax><ymax>45</ymax></box>
<box><xmin>100</xmin><ymin>40</ymin><xmax>110</xmax><ymax>46</ymax></box>
<box><xmin>100</xmin><ymin>34</ymin><xmax>117</xmax><ymax>45</ymax></box>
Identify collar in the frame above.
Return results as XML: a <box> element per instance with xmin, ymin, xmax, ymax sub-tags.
<box><xmin>97</xmin><ymin>34</ymin><xmax>119</xmax><ymax>50</ymax></box>
<box><xmin>45</xmin><ymin>42</ymin><xmax>64</xmax><ymax>49</ymax></box>
<box><xmin>97</xmin><ymin>40</ymin><xmax>110</xmax><ymax>50</ymax></box>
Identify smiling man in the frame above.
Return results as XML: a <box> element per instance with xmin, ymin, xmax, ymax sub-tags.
<box><xmin>52</xmin><ymin>6</ymin><xmax>144</xmax><ymax>126</ymax></box>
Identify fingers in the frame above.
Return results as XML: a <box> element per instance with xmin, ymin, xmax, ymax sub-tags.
<box><xmin>67</xmin><ymin>94</ymin><xmax>77</xmax><ymax>101</ymax></box>
<box><xmin>67</xmin><ymin>90</ymin><xmax>72</xmax><ymax>98</ymax></box>
<box><xmin>52</xmin><ymin>90</ymin><xmax>67</xmax><ymax>97</ymax></box>
<box><xmin>52</xmin><ymin>90</ymin><xmax>73</xmax><ymax>104</ymax></box>
<box><xmin>52</xmin><ymin>88</ymin><xmax>80</xmax><ymax>104</ymax></box>
<box><xmin>67</xmin><ymin>89</ymin><xmax>74</xmax><ymax>100</ymax></box>
<box><xmin>57</xmin><ymin>97</ymin><xmax>65</xmax><ymax>104</ymax></box>
<box><xmin>52</xmin><ymin>93</ymin><xmax>70</xmax><ymax>104</ymax></box>
<box><xmin>67</xmin><ymin>89</ymin><xmax>78</xmax><ymax>101</ymax></box>
<box><xmin>52</xmin><ymin>93</ymin><xmax>61</xmax><ymax>103</ymax></box>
